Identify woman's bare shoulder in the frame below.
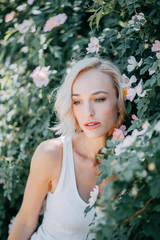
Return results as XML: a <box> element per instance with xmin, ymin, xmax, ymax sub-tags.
<box><xmin>30</xmin><ymin>138</ymin><xmax>63</xmax><ymax>180</ymax></box>
<box><xmin>37</xmin><ymin>138</ymin><xmax>63</xmax><ymax>158</ymax></box>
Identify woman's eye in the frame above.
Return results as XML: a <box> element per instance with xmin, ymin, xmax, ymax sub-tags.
<box><xmin>73</xmin><ymin>100</ymin><xmax>81</xmax><ymax>105</ymax></box>
<box><xmin>95</xmin><ymin>98</ymin><xmax>106</xmax><ymax>102</ymax></box>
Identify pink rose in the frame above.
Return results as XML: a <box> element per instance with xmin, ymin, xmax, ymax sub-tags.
<box><xmin>86</xmin><ymin>37</ymin><xmax>101</xmax><ymax>53</ymax></box>
<box><xmin>43</xmin><ymin>13</ymin><xmax>67</xmax><ymax>32</ymax></box>
<box><xmin>151</xmin><ymin>40</ymin><xmax>160</xmax><ymax>59</ymax></box>
<box><xmin>132</xmin><ymin>114</ymin><xmax>139</xmax><ymax>120</ymax></box>
<box><xmin>17</xmin><ymin>20</ymin><xmax>32</xmax><ymax>34</ymax></box>
<box><xmin>111</xmin><ymin>125</ymin><xmax>127</xmax><ymax>143</ymax></box>
<box><xmin>30</xmin><ymin>66</ymin><xmax>50</xmax><ymax>88</ymax></box>
<box><xmin>152</xmin><ymin>40</ymin><xmax>160</xmax><ymax>52</ymax></box>
<box><xmin>5</xmin><ymin>11</ymin><xmax>15</xmax><ymax>23</ymax></box>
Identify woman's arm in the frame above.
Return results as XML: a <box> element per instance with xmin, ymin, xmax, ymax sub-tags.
<box><xmin>8</xmin><ymin>139</ymin><xmax>62</xmax><ymax>240</ymax></box>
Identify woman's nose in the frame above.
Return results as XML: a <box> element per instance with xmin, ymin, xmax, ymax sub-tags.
<box><xmin>84</xmin><ymin>102</ymin><xmax>95</xmax><ymax>117</ymax></box>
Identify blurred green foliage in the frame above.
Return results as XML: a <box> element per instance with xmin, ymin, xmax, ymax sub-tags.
<box><xmin>0</xmin><ymin>0</ymin><xmax>160</xmax><ymax>239</ymax></box>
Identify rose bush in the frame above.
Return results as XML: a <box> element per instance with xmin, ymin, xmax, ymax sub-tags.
<box><xmin>85</xmin><ymin>0</ymin><xmax>160</xmax><ymax>239</ymax></box>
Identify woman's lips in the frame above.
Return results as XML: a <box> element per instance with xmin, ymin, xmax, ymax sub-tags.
<box><xmin>83</xmin><ymin>121</ymin><xmax>101</xmax><ymax>130</ymax></box>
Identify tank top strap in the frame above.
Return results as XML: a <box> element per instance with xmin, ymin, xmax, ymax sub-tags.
<box><xmin>52</xmin><ymin>135</ymin><xmax>72</xmax><ymax>194</ymax></box>
<box><xmin>61</xmin><ymin>136</ymin><xmax>88</xmax><ymax>207</ymax></box>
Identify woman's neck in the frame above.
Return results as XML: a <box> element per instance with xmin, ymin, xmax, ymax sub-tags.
<box><xmin>74</xmin><ymin>133</ymin><xmax>106</xmax><ymax>163</ymax></box>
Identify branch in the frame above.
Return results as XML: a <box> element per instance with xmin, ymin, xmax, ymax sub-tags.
<box><xmin>121</xmin><ymin>198</ymin><xmax>152</xmax><ymax>225</ymax></box>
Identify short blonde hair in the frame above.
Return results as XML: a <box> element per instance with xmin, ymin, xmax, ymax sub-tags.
<box><xmin>52</xmin><ymin>57</ymin><xmax>127</xmax><ymax>136</ymax></box>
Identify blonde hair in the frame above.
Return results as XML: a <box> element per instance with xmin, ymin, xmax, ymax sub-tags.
<box><xmin>52</xmin><ymin>57</ymin><xmax>127</xmax><ymax>136</ymax></box>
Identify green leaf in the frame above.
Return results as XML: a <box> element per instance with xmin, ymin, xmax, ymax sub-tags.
<box><xmin>86</xmin><ymin>9</ymin><xmax>97</xmax><ymax>13</ymax></box>
<box><xmin>150</xmin><ymin>61</ymin><xmax>158</xmax><ymax>71</ymax></box>
<box><xmin>126</xmin><ymin>101</ymin><xmax>132</xmax><ymax>113</ymax></box>
<box><xmin>93</xmin><ymin>0</ymin><xmax>103</xmax><ymax>4</ymax></box>
<box><xmin>96</xmin><ymin>8</ymin><xmax>103</xmax><ymax>30</ymax></box>
<box><xmin>153</xmin><ymin>18</ymin><xmax>159</xmax><ymax>24</ymax></box>
<box><xmin>149</xmin><ymin>177</ymin><xmax>160</xmax><ymax>198</ymax></box>
<box><xmin>4</xmin><ymin>29</ymin><xmax>18</xmax><ymax>42</ymax></box>
<box><xmin>106</xmin><ymin>139</ymin><xmax>115</xmax><ymax>148</ymax></box>
<box><xmin>140</xmin><ymin>65</ymin><xmax>149</xmax><ymax>75</ymax></box>
<box><xmin>153</xmin><ymin>205</ymin><xmax>160</xmax><ymax>212</ymax></box>
<box><xmin>87</xmin><ymin>14</ymin><xmax>96</xmax><ymax>29</ymax></box>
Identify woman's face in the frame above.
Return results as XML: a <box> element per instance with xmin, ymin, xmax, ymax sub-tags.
<box><xmin>72</xmin><ymin>68</ymin><xmax>118</xmax><ymax>139</ymax></box>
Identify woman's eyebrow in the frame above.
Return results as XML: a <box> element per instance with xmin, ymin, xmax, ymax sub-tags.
<box><xmin>71</xmin><ymin>91</ymin><xmax>109</xmax><ymax>97</ymax></box>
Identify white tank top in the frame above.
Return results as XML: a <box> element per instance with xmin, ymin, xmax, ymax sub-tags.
<box><xmin>30</xmin><ymin>135</ymin><xmax>100</xmax><ymax>240</ymax></box>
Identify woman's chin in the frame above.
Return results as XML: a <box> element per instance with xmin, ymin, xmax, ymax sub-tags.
<box><xmin>82</xmin><ymin>130</ymin><xmax>107</xmax><ymax>139</ymax></box>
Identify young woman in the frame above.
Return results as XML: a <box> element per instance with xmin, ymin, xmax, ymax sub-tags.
<box><xmin>8</xmin><ymin>57</ymin><xmax>126</xmax><ymax>240</ymax></box>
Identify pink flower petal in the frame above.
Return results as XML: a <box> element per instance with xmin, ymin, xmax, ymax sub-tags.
<box><xmin>148</xmin><ymin>68</ymin><xmax>155</xmax><ymax>75</ymax></box>
<box><xmin>90</xmin><ymin>37</ymin><xmax>99</xmax><ymax>45</ymax></box>
<box><xmin>154</xmin><ymin>121</ymin><xmax>160</xmax><ymax>132</ymax></box>
<box><xmin>127</xmin><ymin>64</ymin><xmax>135</xmax><ymax>72</ymax></box>
<box><xmin>136</xmin><ymin>80</ymin><xmax>142</xmax><ymax>96</ymax></box>
<box><xmin>132</xmin><ymin>114</ymin><xmax>138</xmax><ymax>120</ymax></box>
<box><xmin>43</xmin><ymin>13</ymin><xmax>67</xmax><ymax>32</ymax></box>
<box><xmin>86</xmin><ymin>37</ymin><xmax>101</xmax><ymax>53</ymax></box>
<box><xmin>0</xmin><ymin>179</ymin><xmax>4</xmax><ymax>184</ymax></box>
<box><xmin>111</xmin><ymin>126</ymin><xmax>126</xmax><ymax>143</ymax></box>
<box><xmin>5</xmin><ymin>11</ymin><xmax>15</xmax><ymax>23</ymax></box>
<box><xmin>127</xmin><ymin>88</ymin><xmax>136</xmax><ymax>101</ymax></box>
<box><xmin>28</xmin><ymin>0</ymin><xmax>35</xmax><ymax>5</ymax></box>
<box><xmin>130</xmin><ymin>75</ymin><xmax>137</xmax><ymax>84</ymax></box>
<box><xmin>128</xmin><ymin>56</ymin><xmax>136</xmax><ymax>65</ymax></box>
<box><xmin>119</xmin><ymin>125</ymin><xmax>127</xmax><ymax>135</ymax></box>
<box><xmin>8</xmin><ymin>217</ymin><xmax>16</xmax><ymax>234</ymax></box>
<box><xmin>17</xmin><ymin>20</ymin><xmax>32</xmax><ymax>34</ymax></box>
<box><xmin>152</xmin><ymin>40</ymin><xmax>160</xmax><ymax>52</ymax></box>
<box><xmin>30</xmin><ymin>66</ymin><xmax>50</xmax><ymax>88</ymax></box>
<box><xmin>122</xmin><ymin>86</ymin><xmax>130</xmax><ymax>100</ymax></box>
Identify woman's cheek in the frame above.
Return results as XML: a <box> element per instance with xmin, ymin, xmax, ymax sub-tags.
<box><xmin>73</xmin><ymin>107</ymin><xmax>81</xmax><ymax>122</ymax></box>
